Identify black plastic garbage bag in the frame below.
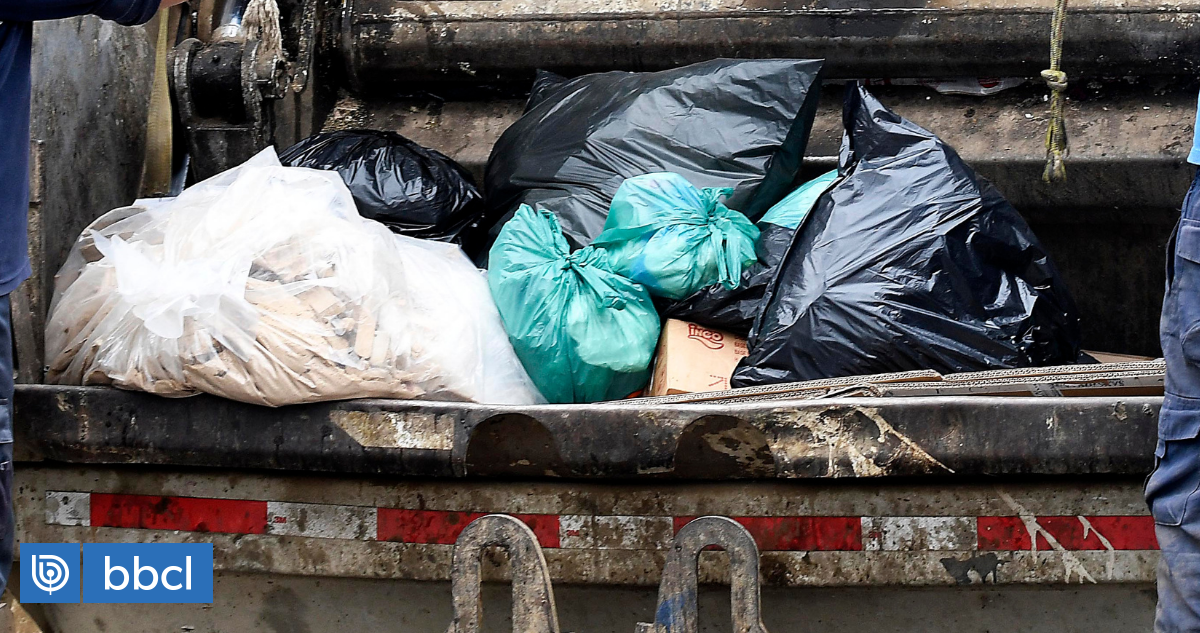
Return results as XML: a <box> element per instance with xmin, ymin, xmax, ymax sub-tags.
<box><xmin>663</xmin><ymin>170</ymin><xmax>838</xmax><ymax>336</ymax></box>
<box><xmin>732</xmin><ymin>84</ymin><xmax>1083</xmax><ymax>386</ymax></box>
<box><xmin>279</xmin><ymin>130</ymin><xmax>484</xmax><ymax>242</ymax></box>
<box><xmin>472</xmin><ymin>58</ymin><xmax>825</xmax><ymax>260</ymax></box>
<box><xmin>526</xmin><ymin>69</ymin><xmax>569</xmax><ymax>111</ymax></box>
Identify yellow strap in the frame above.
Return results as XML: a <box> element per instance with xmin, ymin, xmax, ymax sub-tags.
<box><xmin>1042</xmin><ymin>0</ymin><xmax>1068</xmax><ymax>183</ymax></box>
<box><xmin>140</xmin><ymin>9</ymin><xmax>174</xmax><ymax>197</ymax></box>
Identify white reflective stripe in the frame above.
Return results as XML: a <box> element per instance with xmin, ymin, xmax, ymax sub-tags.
<box><xmin>45</xmin><ymin>491</ymin><xmax>91</xmax><ymax>527</ymax></box>
<box><xmin>265</xmin><ymin>501</ymin><xmax>377</xmax><ymax>540</ymax></box>
<box><xmin>560</xmin><ymin>515</ymin><xmax>674</xmax><ymax>550</ymax></box>
<box><xmin>862</xmin><ymin>517</ymin><xmax>977</xmax><ymax>551</ymax></box>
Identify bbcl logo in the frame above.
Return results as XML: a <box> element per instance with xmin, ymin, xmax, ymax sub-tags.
<box><xmin>32</xmin><ymin>554</ymin><xmax>71</xmax><ymax>594</ymax></box>
<box><xmin>21</xmin><ymin>544</ymin><xmax>79</xmax><ymax>603</ymax></box>
<box><xmin>22</xmin><ymin>543</ymin><xmax>213</xmax><ymax>604</ymax></box>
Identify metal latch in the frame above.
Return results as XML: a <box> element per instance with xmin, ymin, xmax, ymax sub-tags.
<box><xmin>446</xmin><ymin>514</ymin><xmax>562</xmax><ymax>633</ymax></box>
<box><xmin>636</xmin><ymin>516</ymin><xmax>769</xmax><ymax>633</ymax></box>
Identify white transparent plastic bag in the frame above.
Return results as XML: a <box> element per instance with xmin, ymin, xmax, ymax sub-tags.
<box><xmin>45</xmin><ymin>148</ymin><xmax>544</xmax><ymax>407</ymax></box>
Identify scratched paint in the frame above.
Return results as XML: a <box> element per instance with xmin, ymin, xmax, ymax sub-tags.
<box><xmin>89</xmin><ymin>493</ymin><xmax>268</xmax><ymax>535</ymax></box>
<box><xmin>45</xmin><ymin>491</ymin><xmax>90</xmax><ymax>527</ymax></box>
<box><xmin>329</xmin><ymin>410</ymin><xmax>454</xmax><ymax>450</ymax></box>
<box><xmin>995</xmin><ymin>491</ymin><xmax>1096</xmax><ymax>584</ymax></box>
<box><xmin>863</xmin><ymin>517</ymin><xmax>976</xmax><ymax>551</ymax></box>
<box><xmin>21</xmin><ymin>474</ymin><xmax>1161</xmax><ymax>587</ymax></box>
<box><xmin>674</xmin><ymin>516</ymin><xmax>863</xmax><ymax>551</ymax></box>
<box><xmin>560</xmin><ymin>515</ymin><xmax>674</xmax><ymax>550</ymax></box>
<box><xmin>938</xmin><ymin>553</ymin><xmax>1001</xmax><ymax>585</ymax></box>
<box><xmin>976</xmin><ymin>512</ymin><xmax>1157</xmax><ymax>576</ymax></box>
<box><xmin>769</xmin><ymin>407</ymin><xmax>954</xmax><ymax>477</ymax></box>
<box><xmin>376</xmin><ymin>509</ymin><xmax>561</xmax><ymax>548</ymax></box>
<box><xmin>266</xmin><ymin>502</ymin><xmax>377</xmax><ymax>540</ymax></box>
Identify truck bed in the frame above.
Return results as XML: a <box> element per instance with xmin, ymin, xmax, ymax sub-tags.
<box><xmin>13</xmin><ymin>385</ymin><xmax>1159</xmax><ymax>479</ymax></box>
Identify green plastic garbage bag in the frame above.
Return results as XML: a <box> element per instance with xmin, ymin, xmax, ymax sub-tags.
<box><xmin>488</xmin><ymin>205</ymin><xmax>661</xmax><ymax>403</ymax></box>
<box><xmin>593</xmin><ymin>172</ymin><xmax>760</xmax><ymax>301</ymax></box>
<box><xmin>662</xmin><ymin>169</ymin><xmax>840</xmax><ymax>335</ymax></box>
<box><xmin>758</xmin><ymin>169</ymin><xmax>840</xmax><ymax>229</ymax></box>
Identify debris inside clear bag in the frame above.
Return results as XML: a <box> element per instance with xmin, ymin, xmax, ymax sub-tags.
<box><xmin>44</xmin><ymin>148</ymin><xmax>543</xmax><ymax>407</ymax></box>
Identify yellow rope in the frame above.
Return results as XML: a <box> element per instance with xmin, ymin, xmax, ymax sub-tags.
<box><xmin>140</xmin><ymin>10</ymin><xmax>173</xmax><ymax>197</ymax></box>
<box><xmin>1042</xmin><ymin>0</ymin><xmax>1068</xmax><ymax>182</ymax></box>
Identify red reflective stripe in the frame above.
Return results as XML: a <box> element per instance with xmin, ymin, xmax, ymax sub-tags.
<box><xmin>1083</xmin><ymin>516</ymin><xmax>1158</xmax><ymax>550</ymax></box>
<box><xmin>674</xmin><ymin>516</ymin><xmax>863</xmax><ymax>551</ymax></box>
<box><xmin>376</xmin><ymin>509</ymin><xmax>560</xmax><ymax>548</ymax></box>
<box><xmin>978</xmin><ymin>516</ymin><xmax>1031</xmax><ymax>550</ymax></box>
<box><xmin>74</xmin><ymin>491</ymin><xmax>1159</xmax><ymax>552</ymax></box>
<box><xmin>978</xmin><ymin>516</ymin><xmax>1158</xmax><ymax>550</ymax></box>
<box><xmin>90</xmin><ymin>493</ymin><xmax>268</xmax><ymax>534</ymax></box>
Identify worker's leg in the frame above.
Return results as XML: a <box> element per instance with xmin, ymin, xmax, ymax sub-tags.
<box><xmin>1156</xmin><ymin>524</ymin><xmax>1200</xmax><ymax>631</ymax></box>
<box><xmin>0</xmin><ymin>295</ymin><xmax>14</xmax><ymax>592</ymax></box>
<box><xmin>1150</xmin><ymin>436</ymin><xmax>1200</xmax><ymax>631</ymax></box>
<box><xmin>1152</xmin><ymin>169</ymin><xmax>1200</xmax><ymax>631</ymax></box>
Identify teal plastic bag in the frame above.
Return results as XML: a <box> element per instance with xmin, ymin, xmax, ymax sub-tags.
<box><xmin>593</xmin><ymin>173</ymin><xmax>761</xmax><ymax>301</ymax></box>
<box><xmin>759</xmin><ymin>169</ymin><xmax>840</xmax><ymax>229</ymax></box>
<box><xmin>662</xmin><ymin>170</ymin><xmax>841</xmax><ymax>335</ymax></box>
<box><xmin>488</xmin><ymin>205</ymin><xmax>661</xmax><ymax>403</ymax></box>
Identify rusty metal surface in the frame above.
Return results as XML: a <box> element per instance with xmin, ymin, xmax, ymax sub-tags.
<box><xmin>342</xmin><ymin>0</ymin><xmax>1200</xmax><ymax>87</ymax></box>
<box><xmin>15</xmin><ymin>467</ymin><xmax>1159</xmax><ymax>587</ymax></box>
<box><xmin>13</xmin><ymin>385</ymin><xmax>1159</xmax><ymax>479</ymax></box>
<box><xmin>448</xmin><ymin>515</ymin><xmax>561</xmax><ymax>633</ymax></box>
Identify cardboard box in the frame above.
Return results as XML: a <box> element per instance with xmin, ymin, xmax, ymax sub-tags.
<box><xmin>646</xmin><ymin>320</ymin><xmax>749</xmax><ymax>396</ymax></box>
<box><xmin>631</xmin><ymin>368</ymin><xmax>941</xmax><ymax>404</ymax></box>
<box><xmin>874</xmin><ymin>370</ymin><xmax>1164</xmax><ymax>397</ymax></box>
<box><xmin>1083</xmin><ymin>350</ymin><xmax>1158</xmax><ymax>364</ymax></box>
<box><xmin>942</xmin><ymin>359</ymin><xmax>1164</xmax><ymax>382</ymax></box>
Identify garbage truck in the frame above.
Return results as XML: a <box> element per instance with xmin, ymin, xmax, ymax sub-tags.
<box><xmin>7</xmin><ymin>0</ymin><xmax>1194</xmax><ymax>630</ymax></box>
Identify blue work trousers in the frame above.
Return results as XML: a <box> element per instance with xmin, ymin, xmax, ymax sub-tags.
<box><xmin>1149</xmin><ymin>170</ymin><xmax>1200</xmax><ymax>631</ymax></box>
<box><xmin>0</xmin><ymin>295</ymin><xmax>15</xmax><ymax>593</ymax></box>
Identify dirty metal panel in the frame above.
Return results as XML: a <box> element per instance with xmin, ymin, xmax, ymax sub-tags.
<box><xmin>15</xmin><ymin>467</ymin><xmax>1159</xmax><ymax>587</ymax></box>
<box><xmin>329</xmin><ymin>410</ymin><xmax>456</xmax><ymax>450</ymax></box>
<box><xmin>343</xmin><ymin>0</ymin><xmax>1200</xmax><ymax>87</ymax></box>
<box><xmin>560</xmin><ymin>515</ymin><xmax>676</xmax><ymax>551</ymax></box>
<box><xmin>45</xmin><ymin>490</ymin><xmax>90</xmax><ymax>527</ymax></box>
<box><xmin>267</xmin><ymin>501</ymin><xmax>379</xmax><ymax>540</ymax></box>
<box><xmin>14</xmin><ymin>385</ymin><xmax>1159</xmax><ymax>479</ymax></box>
<box><xmin>29</xmin><ymin>17</ymin><xmax>155</xmax><ymax>368</ymax></box>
